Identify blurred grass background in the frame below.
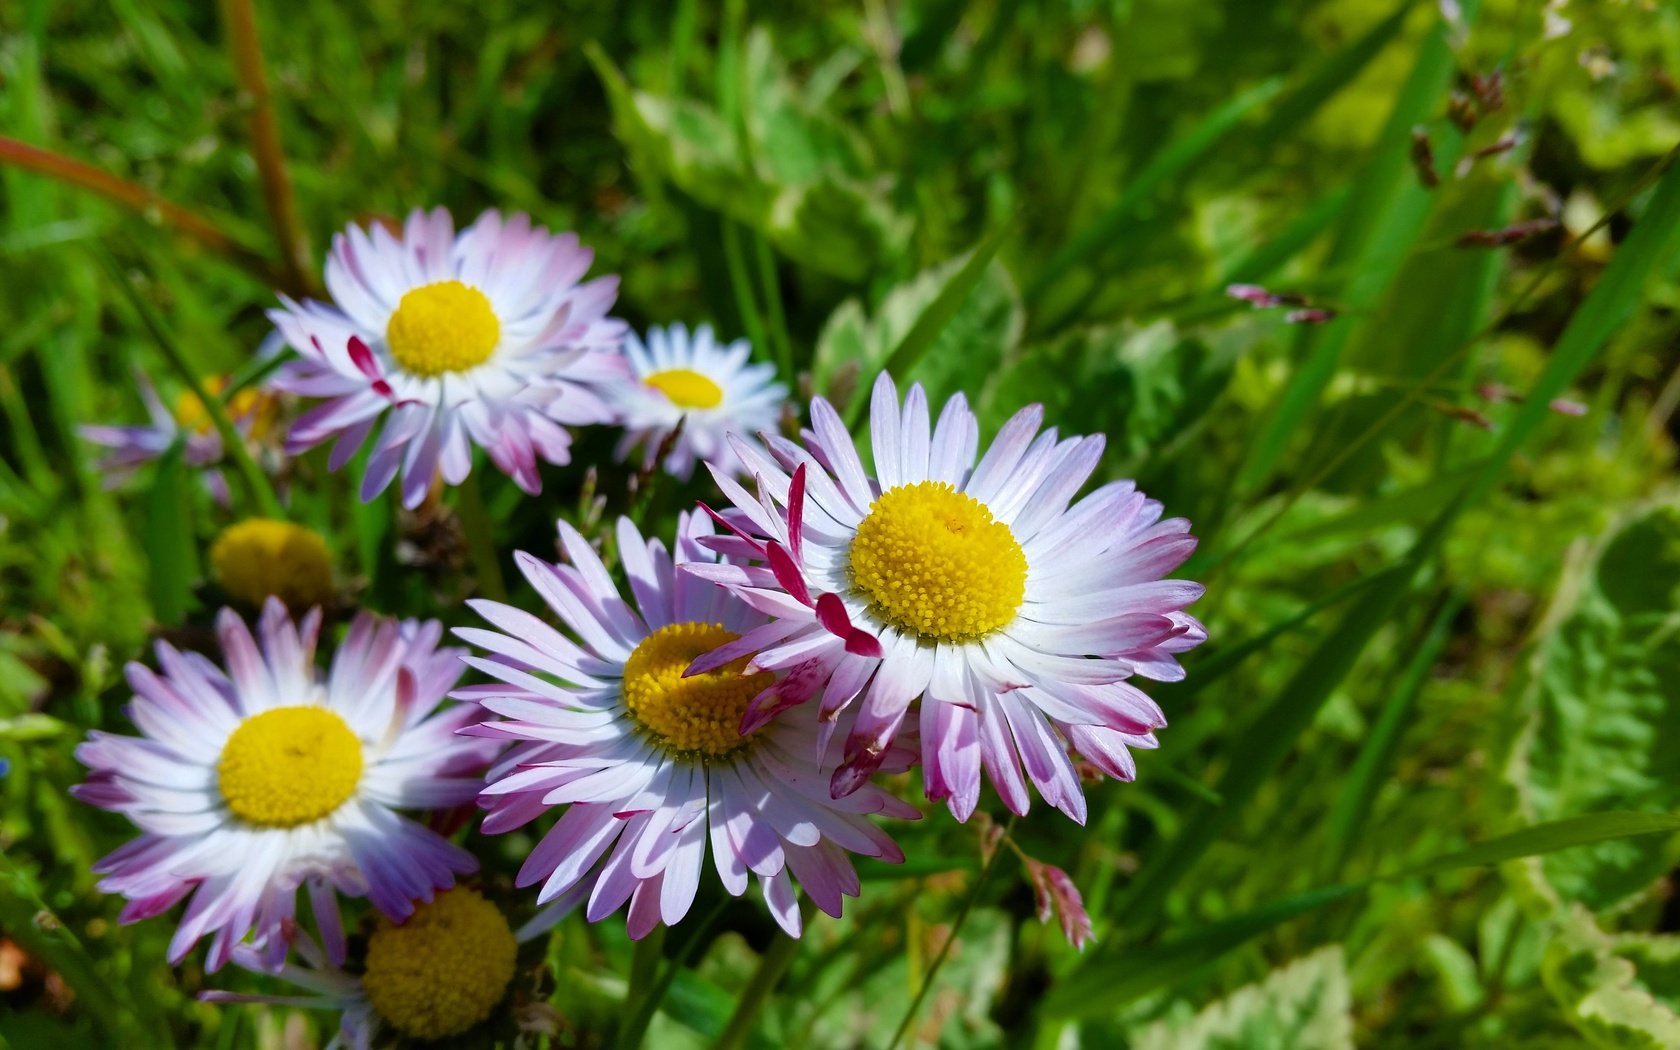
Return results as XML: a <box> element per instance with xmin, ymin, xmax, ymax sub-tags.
<box><xmin>3</xmin><ymin>0</ymin><xmax>1680</xmax><ymax>1046</ymax></box>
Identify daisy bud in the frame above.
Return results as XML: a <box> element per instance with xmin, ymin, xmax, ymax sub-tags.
<box><xmin>210</xmin><ymin>518</ymin><xmax>335</xmax><ymax>610</ymax></box>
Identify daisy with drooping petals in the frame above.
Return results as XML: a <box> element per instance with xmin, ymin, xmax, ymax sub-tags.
<box><xmin>613</xmin><ymin>323</ymin><xmax>787</xmax><ymax>480</ymax></box>
<box><xmin>74</xmin><ymin>599</ymin><xmax>499</xmax><ymax>971</ymax></box>
<box><xmin>455</xmin><ymin>512</ymin><xmax>916</xmax><ymax>940</ymax></box>
<box><xmin>205</xmin><ymin>888</ymin><xmax>525</xmax><ymax>1049</ymax></box>
<box><xmin>688</xmin><ymin>373</ymin><xmax>1206</xmax><ymax>824</ymax></box>
<box><xmin>268</xmin><ymin>208</ymin><xmax>629</xmax><ymax>507</ymax></box>
<box><xmin>80</xmin><ymin>367</ymin><xmax>281</xmax><ymax>505</ymax></box>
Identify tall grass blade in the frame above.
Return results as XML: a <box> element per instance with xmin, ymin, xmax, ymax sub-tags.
<box><xmin>1049</xmin><ymin>810</ymin><xmax>1680</xmax><ymax>1017</ymax></box>
<box><xmin>1235</xmin><ymin>1</ymin><xmax>1482</xmax><ymax>493</ymax></box>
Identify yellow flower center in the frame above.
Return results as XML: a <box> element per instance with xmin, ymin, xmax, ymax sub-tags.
<box><xmin>361</xmin><ymin>888</ymin><xmax>518</xmax><ymax>1042</ymax></box>
<box><xmin>848</xmin><ymin>481</ymin><xmax>1027</xmax><ymax>642</ymax></box>
<box><xmin>644</xmin><ymin>368</ymin><xmax>724</xmax><ymax>409</ymax></box>
<box><xmin>209</xmin><ymin>518</ymin><xmax>335</xmax><ymax>610</ymax></box>
<box><xmin>621</xmin><ymin>622</ymin><xmax>772</xmax><ymax>758</ymax></box>
<box><xmin>172</xmin><ymin>378</ymin><xmax>274</xmax><ymax>438</ymax></box>
<box><xmin>385</xmin><ymin>280</ymin><xmax>501</xmax><ymax>377</ymax></box>
<box><xmin>217</xmin><ymin>707</ymin><xmax>362</xmax><ymax>827</ymax></box>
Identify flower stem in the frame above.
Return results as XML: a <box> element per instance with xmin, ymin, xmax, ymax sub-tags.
<box><xmin>455</xmin><ymin>470</ymin><xmax>507</xmax><ymax>602</ymax></box>
<box><xmin>885</xmin><ymin>817</ymin><xmax>1014</xmax><ymax>1050</ymax></box>
<box><xmin>614</xmin><ymin>927</ymin><xmax>668</xmax><ymax>1050</ymax></box>
<box><xmin>218</xmin><ymin>0</ymin><xmax>314</xmax><ymax>299</ymax></box>
<box><xmin>711</xmin><ymin>905</ymin><xmax>811</xmax><ymax>1050</ymax></box>
<box><xmin>616</xmin><ymin>900</ymin><xmax>726</xmax><ymax>1050</ymax></box>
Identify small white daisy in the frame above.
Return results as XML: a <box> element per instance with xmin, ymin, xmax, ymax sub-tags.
<box><xmin>74</xmin><ymin>600</ymin><xmax>499</xmax><ymax>970</ymax></box>
<box><xmin>268</xmin><ymin>208</ymin><xmax>629</xmax><ymax>507</ymax></box>
<box><xmin>614</xmin><ymin>322</ymin><xmax>787</xmax><ymax>480</ymax></box>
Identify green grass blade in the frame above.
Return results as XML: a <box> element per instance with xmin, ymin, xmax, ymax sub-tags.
<box><xmin>1110</xmin><ymin>563</ymin><xmax>1418</xmax><ymax>926</ymax></box>
<box><xmin>142</xmin><ymin>438</ymin><xmax>198</xmax><ymax>625</ymax></box>
<box><xmin>1047</xmin><ymin>884</ymin><xmax>1363</xmax><ymax>1017</ymax></box>
<box><xmin>838</xmin><ymin>220</ymin><xmax>1015</xmax><ymax>428</ymax></box>
<box><xmin>881</xmin><ymin>219</ymin><xmax>1013</xmax><ymax>379</ymax></box>
<box><xmin>1114</xmin><ymin>143</ymin><xmax>1680</xmax><ymax>931</ymax></box>
<box><xmin>96</xmin><ymin>246</ymin><xmax>285</xmax><ymax>519</ymax></box>
<box><xmin>1169</xmin><ymin>568</ymin><xmax>1390</xmax><ymax>699</ymax></box>
<box><xmin>1234</xmin><ymin>1</ymin><xmax>1481</xmax><ymax>494</ymax></box>
<box><xmin>1320</xmin><ymin>592</ymin><xmax>1462</xmax><ymax>880</ymax></box>
<box><xmin>1460</xmin><ymin>146</ymin><xmax>1680</xmax><ymax>509</ymax></box>
<box><xmin>1049</xmin><ymin>810</ymin><xmax>1680</xmax><ymax>1018</ymax></box>
<box><xmin>1025</xmin><ymin>76</ymin><xmax>1284</xmax><ymax>305</ymax></box>
<box><xmin>1395</xmin><ymin>811</ymin><xmax>1680</xmax><ymax>880</ymax></box>
<box><xmin>1244</xmin><ymin>0</ymin><xmax>1414</xmax><ymax>150</ymax></box>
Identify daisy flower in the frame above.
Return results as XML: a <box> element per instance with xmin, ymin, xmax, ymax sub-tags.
<box><xmin>204</xmin><ymin>888</ymin><xmax>524</xmax><ymax>1049</ymax></box>
<box><xmin>688</xmin><ymin>373</ymin><xmax>1206</xmax><ymax>824</ymax></box>
<box><xmin>455</xmin><ymin>512</ymin><xmax>916</xmax><ymax>939</ymax></box>
<box><xmin>74</xmin><ymin>599</ymin><xmax>499</xmax><ymax>970</ymax></box>
<box><xmin>268</xmin><ymin>208</ymin><xmax>629</xmax><ymax>508</ymax></box>
<box><xmin>614</xmin><ymin>322</ymin><xmax>787</xmax><ymax>480</ymax></box>
<box><xmin>80</xmin><ymin>369</ymin><xmax>280</xmax><ymax>505</ymax></box>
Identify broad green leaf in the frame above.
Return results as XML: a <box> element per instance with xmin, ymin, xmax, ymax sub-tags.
<box><xmin>589</xmin><ymin>43</ymin><xmax>903</xmax><ymax>281</ymax></box>
<box><xmin>765</xmin><ymin>177</ymin><xmax>906</xmax><ymax>282</ymax></box>
<box><xmin>1502</xmin><ymin>503</ymin><xmax>1680</xmax><ymax>910</ymax></box>
<box><xmin>740</xmin><ymin>28</ymin><xmax>868</xmax><ymax>185</ymax></box>
<box><xmin>814</xmin><ymin>234</ymin><xmax>1021</xmax><ymax>423</ymax></box>
<box><xmin>1130</xmin><ymin>945</ymin><xmax>1354</xmax><ymax>1050</ymax></box>
<box><xmin>1543</xmin><ymin>907</ymin><xmax>1680</xmax><ymax>1050</ymax></box>
<box><xmin>978</xmin><ymin>320</ymin><xmax>1234</xmax><ymax>460</ymax></box>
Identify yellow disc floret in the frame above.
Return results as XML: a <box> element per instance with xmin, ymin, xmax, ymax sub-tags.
<box><xmin>361</xmin><ymin>888</ymin><xmax>518</xmax><ymax>1042</ymax></box>
<box><xmin>644</xmin><ymin>368</ymin><xmax>724</xmax><ymax>409</ymax></box>
<box><xmin>217</xmin><ymin>706</ymin><xmax>362</xmax><ymax>827</ymax></box>
<box><xmin>210</xmin><ymin>518</ymin><xmax>335</xmax><ymax>610</ymax></box>
<box><xmin>385</xmin><ymin>280</ymin><xmax>501</xmax><ymax>377</ymax></box>
<box><xmin>621</xmin><ymin>622</ymin><xmax>772</xmax><ymax>758</ymax></box>
<box><xmin>173</xmin><ymin>377</ymin><xmax>278</xmax><ymax>440</ymax></box>
<box><xmin>849</xmin><ymin>481</ymin><xmax>1027</xmax><ymax>642</ymax></box>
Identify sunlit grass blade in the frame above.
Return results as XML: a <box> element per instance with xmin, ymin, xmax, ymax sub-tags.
<box><xmin>96</xmin><ymin>246</ymin><xmax>286</xmax><ymax>520</ymax></box>
<box><xmin>143</xmin><ymin>439</ymin><xmax>198</xmax><ymax>625</ymax></box>
<box><xmin>1234</xmin><ymin>1</ymin><xmax>1482</xmax><ymax>494</ymax></box>
<box><xmin>0</xmin><ymin>135</ymin><xmax>278</xmax><ymax>285</ymax></box>
<box><xmin>841</xmin><ymin>219</ymin><xmax>1013</xmax><ymax>427</ymax></box>
<box><xmin>1244</xmin><ymin>0</ymin><xmax>1413</xmax><ymax>149</ymax></box>
<box><xmin>1114</xmin><ymin>144</ymin><xmax>1680</xmax><ymax>930</ymax></box>
<box><xmin>1263</xmin><ymin>465</ymin><xmax>1480</xmax><ymax>549</ymax></box>
<box><xmin>1320</xmin><ymin>593</ymin><xmax>1461</xmax><ymax>880</ymax></box>
<box><xmin>1024</xmin><ymin>76</ymin><xmax>1284</xmax><ymax>307</ymax></box>
<box><xmin>1110</xmin><ymin>563</ymin><xmax>1417</xmax><ymax>926</ymax></box>
<box><xmin>1048</xmin><ymin>810</ymin><xmax>1680</xmax><ymax>1017</ymax></box>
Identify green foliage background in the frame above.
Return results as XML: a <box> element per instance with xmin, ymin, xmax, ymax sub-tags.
<box><xmin>3</xmin><ymin>0</ymin><xmax>1680</xmax><ymax>1046</ymax></box>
